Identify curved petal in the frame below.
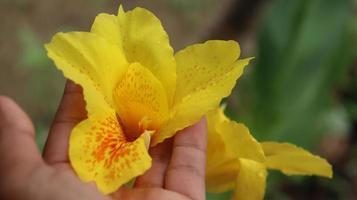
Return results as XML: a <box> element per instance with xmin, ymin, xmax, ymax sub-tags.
<box><xmin>91</xmin><ymin>6</ymin><xmax>176</xmax><ymax>104</ymax></box>
<box><xmin>45</xmin><ymin>32</ymin><xmax>128</xmax><ymax>109</ymax></box>
<box><xmin>69</xmin><ymin>110</ymin><xmax>152</xmax><ymax>194</ymax></box>
<box><xmin>206</xmin><ymin>108</ymin><xmax>265</xmax><ymax>193</ymax></box>
<box><xmin>90</xmin><ymin>13</ymin><xmax>122</xmax><ymax>48</ymax></box>
<box><xmin>206</xmin><ymin>108</ymin><xmax>239</xmax><ymax>192</ymax></box>
<box><xmin>206</xmin><ymin>108</ymin><xmax>264</xmax><ymax>171</ymax></box>
<box><xmin>261</xmin><ymin>142</ymin><xmax>333</xmax><ymax>178</ymax></box>
<box><xmin>152</xmin><ymin>57</ymin><xmax>252</xmax><ymax>146</ymax></box>
<box><xmin>233</xmin><ymin>159</ymin><xmax>267</xmax><ymax>200</ymax></box>
<box><xmin>114</xmin><ymin>63</ymin><xmax>169</xmax><ymax>140</ymax></box>
<box><xmin>206</xmin><ymin>109</ymin><xmax>233</xmax><ymax>168</ymax></box>
<box><xmin>217</xmin><ymin>121</ymin><xmax>265</xmax><ymax>161</ymax></box>
<box><xmin>212</xmin><ymin>108</ymin><xmax>265</xmax><ymax>162</ymax></box>
<box><xmin>174</xmin><ymin>40</ymin><xmax>241</xmax><ymax>102</ymax></box>
<box><xmin>206</xmin><ymin>158</ymin><xmax>239</xmax><ymax>193</ymax></box>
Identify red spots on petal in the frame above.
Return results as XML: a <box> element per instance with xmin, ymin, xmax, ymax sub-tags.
<box><xmin>84</xmin><ymin>115</ymin><xmax>144</xmax><ymax>176</ymax></box>
<box><xmin>96</xmin><ymin>135</ymin><xmax>103</xmax><ymax>142</ymax></box>
<box><xmin>125</xmin><ymin>159</ymin><xmax>132</xmax><ymax>168</ymax></box>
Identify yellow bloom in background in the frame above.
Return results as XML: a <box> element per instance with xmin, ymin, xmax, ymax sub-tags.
<box><xmin>45</xmin><ymin>6</ymin><xmax>251</xmax><ymax>194</ymax></box>
<box><xmin>206</xmin><ymin>108</ymin><xmax>333</xmax><ymax>200</ymax></box>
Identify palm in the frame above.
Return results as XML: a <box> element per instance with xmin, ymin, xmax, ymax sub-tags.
<box><xmin>0</xmin><ymin>81</ymin><xmax>206</xmax><ymax>200</ymax></box>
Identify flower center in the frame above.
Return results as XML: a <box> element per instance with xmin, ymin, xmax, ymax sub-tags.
<box><xmin>112</xmin><ymin>63</ymin><xmax>169</xmax><ymax>142</ymax></box>
<box><xmin>116</xmin><ymin>113</ymin><xmax>156</xmax><ymax>142</ymax></box>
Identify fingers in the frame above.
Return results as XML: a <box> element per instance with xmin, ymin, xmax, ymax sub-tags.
<box><xmin>134</xmin><ymin>139</ymin><xmax>173</xmax><ymax>188</ymax></box>
<box><xmin>113</xmin><ymin>188</ymin><xmax>190</xmax><ymax>200</ymax></box>
<box><xmin>165</xmin><ymin>118</ymin><xmax>207</xmax><ymax>200</ymax></box>
<box><xmin>43</xmin><ymin>81</ymin><xmax>87</xmax><ymax>168</ymax></box>
<box><xmin>0</xmin><ymin>96</ymin><xmax>106</xmax><ymax>200</ymax></box>
<box><xmin>0</xmin><ymin>96</ymin><xmax>42</xmax><ymax>175</ymax></box>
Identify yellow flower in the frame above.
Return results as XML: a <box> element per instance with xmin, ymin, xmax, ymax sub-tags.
<box><xmin>206</xmin><ymin>108</ymin><xmax>332</xmax><ymax>200</ymax></box>
<box><xmin>45</xmin><ymin>6</ymin><xmax>251</xmax><ymax>194</ymax></box>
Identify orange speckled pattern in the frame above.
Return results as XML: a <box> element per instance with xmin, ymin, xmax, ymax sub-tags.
<box><xmin>69</xmin><ymin>112</ymin><xmax>152</xmax><ymax>193</ymax></box>
<box><xmin>114</xmin><ymin>63</ymin><xmax>169</xmax><ymax>140</ymax></box>
<box><xmin>46</xmin><ymin>6</ymin><xmax>252</xmax><ymax>194</ymax></box>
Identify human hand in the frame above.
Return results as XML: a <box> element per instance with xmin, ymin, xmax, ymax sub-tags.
<box><xmin>0</xmin><ymin>81</ymin><xmax>207</xmax><ymax>200</ymax></box>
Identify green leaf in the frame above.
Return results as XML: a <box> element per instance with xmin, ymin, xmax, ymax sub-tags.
<box><xmin>235</xmin><ymin>0</ymin><xmax>353</xmax><ymax>148</ymax></box>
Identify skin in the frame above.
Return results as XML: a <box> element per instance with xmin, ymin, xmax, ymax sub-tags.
<box><xmin>0</xmin><ymin>81</ymin><xmax>207</xmax><ymax>200</ymax></box>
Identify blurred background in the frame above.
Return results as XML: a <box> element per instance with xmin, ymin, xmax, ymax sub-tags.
<box><xmin>0</xmin><ymin>0</ymin><xmax>356</xmax><ymax>199</ymax></box>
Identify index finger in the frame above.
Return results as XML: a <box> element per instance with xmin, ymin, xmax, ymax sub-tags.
<box><xmin>165</xmin><ymin>118</ymin><xmax>207</xmax><ymax>200</ymax></box>
<box><xmin>42</xmin><ymin>80</ymin><xmax>86</xmax><ymax>169</ymax></box>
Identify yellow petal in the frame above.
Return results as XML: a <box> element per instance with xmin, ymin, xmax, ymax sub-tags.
<box><xmin>206</xmin><ymin>108</ymin><xmax>265</xmax><ymax>193</ymax></box>
<box><xmin>216</xmin><ymin>121</ymin><xmax>265</xmax><ymax>161</ymax></box>
<box><xmin>114</xmin><ymin>63</ymin><xmax>169</xmax><ymax>141</ymax></box>
<box><xmin>233</xmin><ymin>158</ymin><xmax>267</xmax><ymax>200</ymax></box>
<box><xmin>206</xmin><ymin>110</ymin><xmax>237</xmax><ymax>193</ymax></box>
<box><xmin>206</xmin><ymin>108</ymin><xmax>264</xmax><ymax>178</ymax></box>
<box><xmin>91</xmin><ymin>13</ymin><xmax>122</xmax><ymax>48</ymax></box>
<box><xmin>174</xmin><ymin>40</ymin><xmax>241</xmax><ymax>102</ymax></box>
<box><xmin>261</xmin><ymin>142</ymin><xmax>333</xmax><ymax>178</ymax></box>
<box><xmin>206</xmin><ymin>109</ymin><xmax>233</xmax><ymax>168</ymax></box>
<box><xmin>69</xmin><ymin>110</ymin><xmax>152</xmax><ymax>194</ymax></box>
<box><xmin>210</xmin><ymin>108</ymin><xmax>265</xmax><ymax>162</ymax></box>
<box><xmin>91</xmin><ymin>7</ymin><xmax>176</xmax><ymax>104</ymax></box>
<box><xmin>152</xmin><ymin>43</ymin><xmax>252</xmax><ymax>146</ymax></box>
<box><xmin>45</xmin><ymin>32</ymin><xmax>128</xmax><ymax>108</ymax></box>
<box><xmin>206</xmin><ymin>158</ymin><xmax>240</xmax><ymax>193</ymax></box>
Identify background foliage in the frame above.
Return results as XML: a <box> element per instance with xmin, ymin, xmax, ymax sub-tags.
<box><xmin>0</xmin><ymin>0</ymin><xmax>356</xmax><ymax>199</ymax></box>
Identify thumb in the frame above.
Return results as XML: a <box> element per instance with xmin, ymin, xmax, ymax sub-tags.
<box><xmin>0</xmin><ymin>96</ymin><xmax>42</xmax><ymax>176</ymax></box>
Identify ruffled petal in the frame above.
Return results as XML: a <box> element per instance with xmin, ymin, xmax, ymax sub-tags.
<box><xmin>233</xmin><ymin>159</ymin><xmax>267</xmax><ymax>200</ymax></box>
<box><xmin>91</xmin><ymin>6</ymin><xmax>176</xmax><ymax>104</ymax></box>
<box><xmin>91</xmin><ymin>13</ymin><xmax>122</xmax><ymax>48</ymax></box>
<box><xmin>206</xmin><ymin>108</ymin><xmax>265</xmax><ymax>193</ymax></box>
<box><xmin>174</xmin><ymin>40</ymin><xmax>241</xmax><ymax>102</ymax></box>
<box><xmin>210</xmin><ymin>108</ymin><xmax>265</xmax><ymax>162</ymax></box>
<box><xmin>69</xmin><ymin>110</ymin><xmax>151</xmax><ymax>194</ymax></box>
<box><xmin>152</xmin><ymin>42</ymin><xmax>251</xmax><ymax>145</ymax></box>
<box><xmin>206</xmin><ymin>108</ymin><xmax>234</xmax><ymax>168</ymax></box>
<box><xmin>114</xmin><ymin>62</ymin><xmax>169</xmax><ymax>140</ymax></box>
<box><xmin>45</xmin><ymin>32</ymin><xmax>128</xmax><ymax>109</ymax></box>
<box><xmin>261</xmin><ymin>142</ymin><xmax>333</xmax><ymax>178</ymax></box>
<box><xmin>206</xmin><ymin>158</ymin><xmax>239</xmax><ymax>193</ymax></box>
